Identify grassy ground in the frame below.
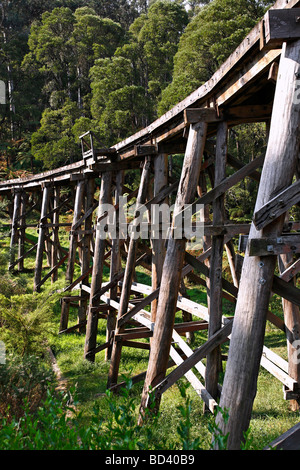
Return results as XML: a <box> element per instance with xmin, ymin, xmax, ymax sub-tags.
<box><xmin>1</xmin><ymin>211</ymin><xmax>300</xmax><ymax>450</ymax></box>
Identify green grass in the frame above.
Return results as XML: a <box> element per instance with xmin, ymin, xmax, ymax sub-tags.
<box><xmin>1</xmin><ymin>218</ymin><xmax>300</xmax><ymax>450</ymax></box>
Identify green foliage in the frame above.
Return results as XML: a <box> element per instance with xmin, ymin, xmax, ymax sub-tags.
<box><xmin>30</xmin><ymin>99</ymin><xmax>82</xmax><ymax>168</ymax></box>
<box><xmin>0</xmin><ymin>290</ymin><xmax>61</xmax><ymax>356</ymax></box>
<box><xmin>208</xmin><ymin>405</ymin><xmax>230</xmax><ymax>450</ymax></box>
<box><xmin>158</xmin><ymin>0</ymin><xmax>272</xmax><ymax>115</ymax></box>
<box><xmin>176</xmin><ymin>382</ymin><xmax>202</xmax><ymax>450</ymax></box>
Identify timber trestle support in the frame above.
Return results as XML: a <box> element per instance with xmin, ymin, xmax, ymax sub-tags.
<box><xmin>4</xmin><ymin>0</ymin><xmax>300</xmax><ymax>449</ymax></box>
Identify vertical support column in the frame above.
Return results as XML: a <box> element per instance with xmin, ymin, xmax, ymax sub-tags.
<box><xmin>106</xmin><ymin>170</ymin><xmax>123</xmax><ymax>360</ymax></box>
<box><xmin>66</xmin><ymin>179</ymin><xmax>85</xmax><ymax>285</ymax></box>
<box><xmin>51</xmin><ymin>186</ymin><xmax>60</xmax><ymax>283</ymax></box>
<box><xmin>107</xmin><ymin>158</ymin><xmax>151</xmax><ymax>387</ymax></box>
<box><xmin>205</xmin><ymin>121</ymin><xmax>228</xmax><ymax>402</ymax></box>
<box><xmin>151</xmin><ymin>153</ymin><xmax>168</xmax><ymax>324</ymax></box>
<box><xmin>34</xmin><ymin>184</ymin><xmax>51</xmax><ymax>292</ymax></box>
<box><xmin>278</xmin><ymin>234</ymin><xmax>300</xmax><ymax>410</ymax></box>
<box><xmin>9</xmin><ymin>189</ymin><xmax>21</xmax><ymax>271</ymax></box>
<box><xmin>216</xmin><ymin>40</ymin><xmax>300</xmax><ymax>449</ymax></box>
<box><xmin>78</xmin><ymin>178</ymin><xmax>95</xmax><ymax>333</ymax></box>
<box><xmin>84</xmin><ymin>171</ymin><xmax>112</xmax><ymax>362</ymax></box>
<box><xmin>139</xmin><ymin>121</ymin><xmax>207</xmax><ymax>418</ymax></box>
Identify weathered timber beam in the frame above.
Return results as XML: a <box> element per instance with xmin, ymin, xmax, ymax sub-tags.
<box><xmin>117</xmin><ymin>288</ymin><xmax>160</xmax><ymax>328</ymax></box>
<box><xmin>184</xmin><ymin>251</ymin><xmax>238</xmax><ymax>298</ymax></box>
<box><xmin>272</xmin><ymin>276</ymin><xmax>300</xmax><ymax>307</ymax></box>
<box><xmin>92</xmin><ymin>252</ymin><xmax>148</xmax><ymax>302</ymax></box>
<box><xmin>184</xmin><ymin>105</ymin><xmax>273</xmax><ymax>126</ymax></box>
<box><xmin>134</xmin><ymin>145</ymin><xmax>158</xmax><ymax>156</ymax></box>
<box><xmin>248</xmin><ymin>234</ymin><xmax>300</xmax><ymax>256</ymax></box>
<box><xmin>151</xmin><ymin>319</ymin><xmax>233</xmax><ymax>400</ymax></box>
<box><xmin>89</xmin><ymin>158</ymin><xmax>143</xmax><ymax>173</ymax></box>
<box><xmin>8</xmin><ymin>242</ymin><xmax>38</xmax><ymax>270</ymax></box>
<box><xmin>261</xmin><ymin>8</ymin><xmax>300</xmax><ymax>50</ymax></box>
<box><xmin>253</xmin><ymin>178</ymin><xmax>300</xmax><ymax>230</ymax></box>
<box><xmin>280</xmin><ymin>257</ymin><xmax>300</xmax><ymax>281</ymax></box>
<box><xmin>71</xmin><ymin>200</ymin><xmax>98</xmax><ymax>232</ymax></box>
<box><xmin>35</xmin><ymin>253</ymin><xmax>68</xmax><ymax>291</ymax></box>
<box><xmin>223</xmin><ymin>104</ymin><xmax>273</xmax><ymax>122</ymax></box>
<box><xmin>175</xmin><ymin>153</ymin><xmax>264</xmax><ymax>222</ymax></box>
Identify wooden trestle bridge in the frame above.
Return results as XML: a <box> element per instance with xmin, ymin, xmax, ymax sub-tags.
<box><xmin>3</xmin><ymin>0</ymin><xmax>300</xmax><ymax>449</ymax></box>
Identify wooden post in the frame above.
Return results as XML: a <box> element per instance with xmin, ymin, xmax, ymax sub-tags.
<box><xmin>51</xmin><ymin>186</ymin><xmax>60</xmax><ymax>283</ymax></box>
<box><xmin>197</xmin><ymin>171</ymin><xmax>211</xmax><ymax>310</ymax></box>
<box><xmin>107</xmin><ymin>158</ymin><xmax>151</xmax><ymax>388</ymax></box>
<box><xmin>8</xmin><ymin>189</ymin><xmax>21</xmax><ymax>271</ymax></box>
<box><xmin>215</xmin><ymin>40</ymin><xmax>300</xmax><ymax>449</ymax></box>
<box><xmin>151</xmin><ymin>153</ymin><xmax>168</xmax><ymax>324</ymax></box>
<box><xmin>78</xmin><ymin>178</ymin><xmax>95</xmax><ymax>333</ymax></box>
<box><xmin>84</xmin><ymin>172</ymin><xmax>112</xmax><ymax>362</ymax></box>
<box><xmin>34</xmin><ymin>184</ymin><xmax>51</xmax><ymax>292</ymax></box>
<box><xmin>66</xmin><ymin>180</ymin><xmax>85</xmax><ymax>285</ymax></box>
<box><xmin>106</xmin><ymin>170</ymin><xmax>123</xmax><ymax>360</ymax></box>
<box><xmin>139</xmin><ymin>121</ymin><xmax>207</xmax><ymax>419</ymax></box>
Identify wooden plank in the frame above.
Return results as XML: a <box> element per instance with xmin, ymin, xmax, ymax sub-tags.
<box><xmin>280</xmin><ymin>257</ymin><xmax>300</xmax><ymax>281</ymax></box>
<box><xmin>134</xmin><ymin>145</ymin><xmax>158</xmax><ymax>156</ymax></box>
<box><xmin>248</xmin><ymin>234</ymin><xmax>300</xmax><ymax>256</ymax></box>
<box><xmin>169</xmin><ymin>342</ymin><xmax>218</xmax><ymax>413</ymax></box>
<box><xmin>66</xmin><ymin>180</ymin><xmax>85</xmax><ymax>284</ymax></box>
<box><xmin>8</xmin><ymin>242</ymin><xmax>38</xmax><ymax>270</ymax></box>
<box><xmin>224</xmin><ymin>104</ymin><xmax>273</xmax><ymax>122</ymax></box>
<box><xmin>152</xmin><ymin>319</ymin><xmax>233</xmax><ymax>399</ymax></box>
<box><xmin>151</xmin><ymin>153</ymin><xmax>168</xmax><ymax>324</ymax></box>
<box><xmin>253</xmin><ymin>178</ymin><xmax>300</xmax><ymax>230</ymax></box>
<box><xmin>184</xmin><ymin>108</ymin><xmax>221</xmax><ymax>125</ymax></box>
<box><xmin>260</xmin><ymin>354</ymin><xmax>298</xmax><ymax>390</ymax></box>
<box><xmin>35</xmin><ymin>253</ymin><xmax>68</xmax><ymax>290</ymax></box>
<box><xmin>272</xmin><ymin>275</ymin><xmax>300</xmax><ymax>307</ymax></box>
<box><xmin>184</xmin><ymin>251</ymin><xmax>238</xmax><ymax>298</ymax></box>
<box><xmin>117</xmin><ymin>288</ymin><xmax>160</xmax><ymax>328</ymax></box>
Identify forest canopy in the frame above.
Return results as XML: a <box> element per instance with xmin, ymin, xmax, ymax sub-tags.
<box><xmin>0</xmin><ymin>0</ymin><xmax>273</xmax><ymax>173</ymax></box>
